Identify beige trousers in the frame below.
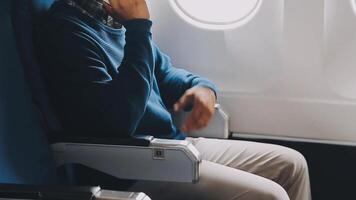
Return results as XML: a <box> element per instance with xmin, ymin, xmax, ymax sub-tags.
<box><xmin>129</xmin><ymin>138</ymin><xmax>311</xmax><ymax>200</ymax></box>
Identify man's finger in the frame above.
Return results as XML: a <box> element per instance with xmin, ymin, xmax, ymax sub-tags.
<box><xmin>182</xmin><ymin>101</ymin><xmax>215</xmax><ymax>132</ymax></box>
<box><xmin>192</xmin><ymin>111</ymin><xmax>209</xmax><ymax>130</ymax></box>
<box><xmin>181</xmin><ymin>106</ymin><xmax>203</xmax><ymax>132</ymax></box>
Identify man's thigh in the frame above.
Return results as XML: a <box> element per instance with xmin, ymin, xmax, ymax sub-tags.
<box><xmin>129</xmin><ymin>160</ymin><xmax>289</xmax><ymax>200</ymax></box>
<box><xmin>187</xmin><ymin>137</ymin><xmax>308</xmax><ymax>189</ymax></box>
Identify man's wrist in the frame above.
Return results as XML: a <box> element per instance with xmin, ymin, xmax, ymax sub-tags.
<box><xmin>194</xmin><ymin>85</ymin><xmax>217</xmax><ymax>101</ymax></box>
<box><xmin>122</xmin><ymin>19</ymin><xmax>152</xmax><ymax>32</ymax></box>
<box><xmin>189</xmin><ymin>86</ymin><xmax>217</xmax><ymax>108</ymax></box>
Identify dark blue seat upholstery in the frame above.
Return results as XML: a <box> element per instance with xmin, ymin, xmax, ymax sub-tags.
<box><xmin>0</xmin><ymin>0</ymin><xmax>57</xmax><ymax>184</ymax></box>
<box><xmin>11</xmin><ymin>0</ymin><xmax>61</xmax><ymax>133</ymax></box>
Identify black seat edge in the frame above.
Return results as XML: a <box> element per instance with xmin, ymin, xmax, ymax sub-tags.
<box><xmin>0</xmin><ymin>184</ymin><xmax>101</xmax><ymax>200</ymax></box>
<box><xmin>49</xmin><ymin>135</ymin><xmax>153</xmax><ymax>147</ymax></box>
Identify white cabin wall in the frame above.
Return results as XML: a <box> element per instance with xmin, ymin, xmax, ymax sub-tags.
<box><xmin>147</xmin><ymin>0</ymin><xmax>356</xmax><ymax>142</ymax></box>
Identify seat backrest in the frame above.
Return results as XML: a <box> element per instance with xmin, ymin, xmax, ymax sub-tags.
<box><xmin>0</xmin><ymin>0</ymin><xmax>57</xmax><ymax>184</ymax></box>
<box><xmin>11</xmin><ymin>0</ymin><xmax>62</xmax><ymax>133</ymax></box>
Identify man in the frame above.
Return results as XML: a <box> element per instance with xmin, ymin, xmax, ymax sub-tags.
<box><xmin>37</xmin><ymin>0</ymin><xmax>312</xmax><ymax>199</ymax></box>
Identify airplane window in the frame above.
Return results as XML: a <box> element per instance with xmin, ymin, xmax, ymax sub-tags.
<box><xmin>170</xmin><ymin>0</ymin><xmax>261</xmax><ymax>30</ymax></box>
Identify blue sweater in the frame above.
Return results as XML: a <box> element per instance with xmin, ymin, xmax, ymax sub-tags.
<box><xmin>37</xmin><ymin>1</ymin><xmax>217</xmax><ymax>140</ymax></box>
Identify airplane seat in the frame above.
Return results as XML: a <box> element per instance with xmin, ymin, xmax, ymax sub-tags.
<box><xmin>10</xmin><ymin>0</ymin><xmax>76</xmax><ymax>185</ymax></box>
<box><xmin>10</xmin><ymin>0</ymin><xmax>203</xmax><ymax>186</ymax></box>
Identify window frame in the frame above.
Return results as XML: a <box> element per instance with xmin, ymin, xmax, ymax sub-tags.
<box><xmin>170</xmin><ymin>0</ymin><xmax>262</xmax><ymax>30</ymax></box>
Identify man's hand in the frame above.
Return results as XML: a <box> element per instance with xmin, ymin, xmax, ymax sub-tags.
<box><xmin>104</xmin><ymin>0</ymin><xmax>150</xmax><ymax>21</ymax></box>
<box><xmin>174</xmin><ymin>87</ymin><xmax>216</xmax><ymax>132</ymax></box>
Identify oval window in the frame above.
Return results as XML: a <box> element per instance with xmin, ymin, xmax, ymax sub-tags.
<box><xmin>170</xmin><ymin>0</ymin><xmax>261</xmax><ymax>30</ymax></box>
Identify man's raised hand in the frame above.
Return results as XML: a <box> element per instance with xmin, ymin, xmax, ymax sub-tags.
<box><xmin>174</xmin><ymin>87</ymin><xmax>216</xmax><ymax>133</ymax></box>
<box><xmin>104</xmin><ymin>0</ymin><xmax>150</xmax><ymax>22</ymax></box>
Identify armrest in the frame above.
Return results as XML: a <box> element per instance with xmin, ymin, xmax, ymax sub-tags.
<box><xmin>0</xmin><ymin>184</ymin><xmax>151</xmax><ymax>200</ymax></box>
<box><xmin>171</xmin><ymin>104</ymin><xmax>230</xmax><ymax>139</ymax></box>
<box><xmin>51</xmin><ymin>137</ymin><xmax>201</xmax><ymax>183</ymax></box>
<box><xmin>48</xmin><ymin>136</ymin><xmax>153</xmax><ymax>147</ymax></box>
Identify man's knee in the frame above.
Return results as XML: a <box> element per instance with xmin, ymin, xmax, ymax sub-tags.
<box><xmin>279</xmin><ymin>148</ymin><xmax>309</xmax><ymax>183</ymax></box>
<box><xmin>265</xmin><ymin>184</ymin><xmax>290</xmax><ymax>200</ymax></box>
<box><xmin>250</xmin><ymin>181</ymin><xmax>290</xmax><ymax>200</ymax></box>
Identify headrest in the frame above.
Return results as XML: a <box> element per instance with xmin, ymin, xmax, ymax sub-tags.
<box><xmin>11</xmin><ymin>0</ymin><xmax>62</xmax><ymax>132</ymax></box>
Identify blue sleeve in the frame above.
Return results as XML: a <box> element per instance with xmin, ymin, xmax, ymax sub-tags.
<box><xmin>154</xmin><ymin>44</ymin><xmax>218</xmax><ymax>109</ymax></box>
<box><xmin>40</xmin><ymin>19</ymin><xmax>154</xmax><ymax>137</ymax></box>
